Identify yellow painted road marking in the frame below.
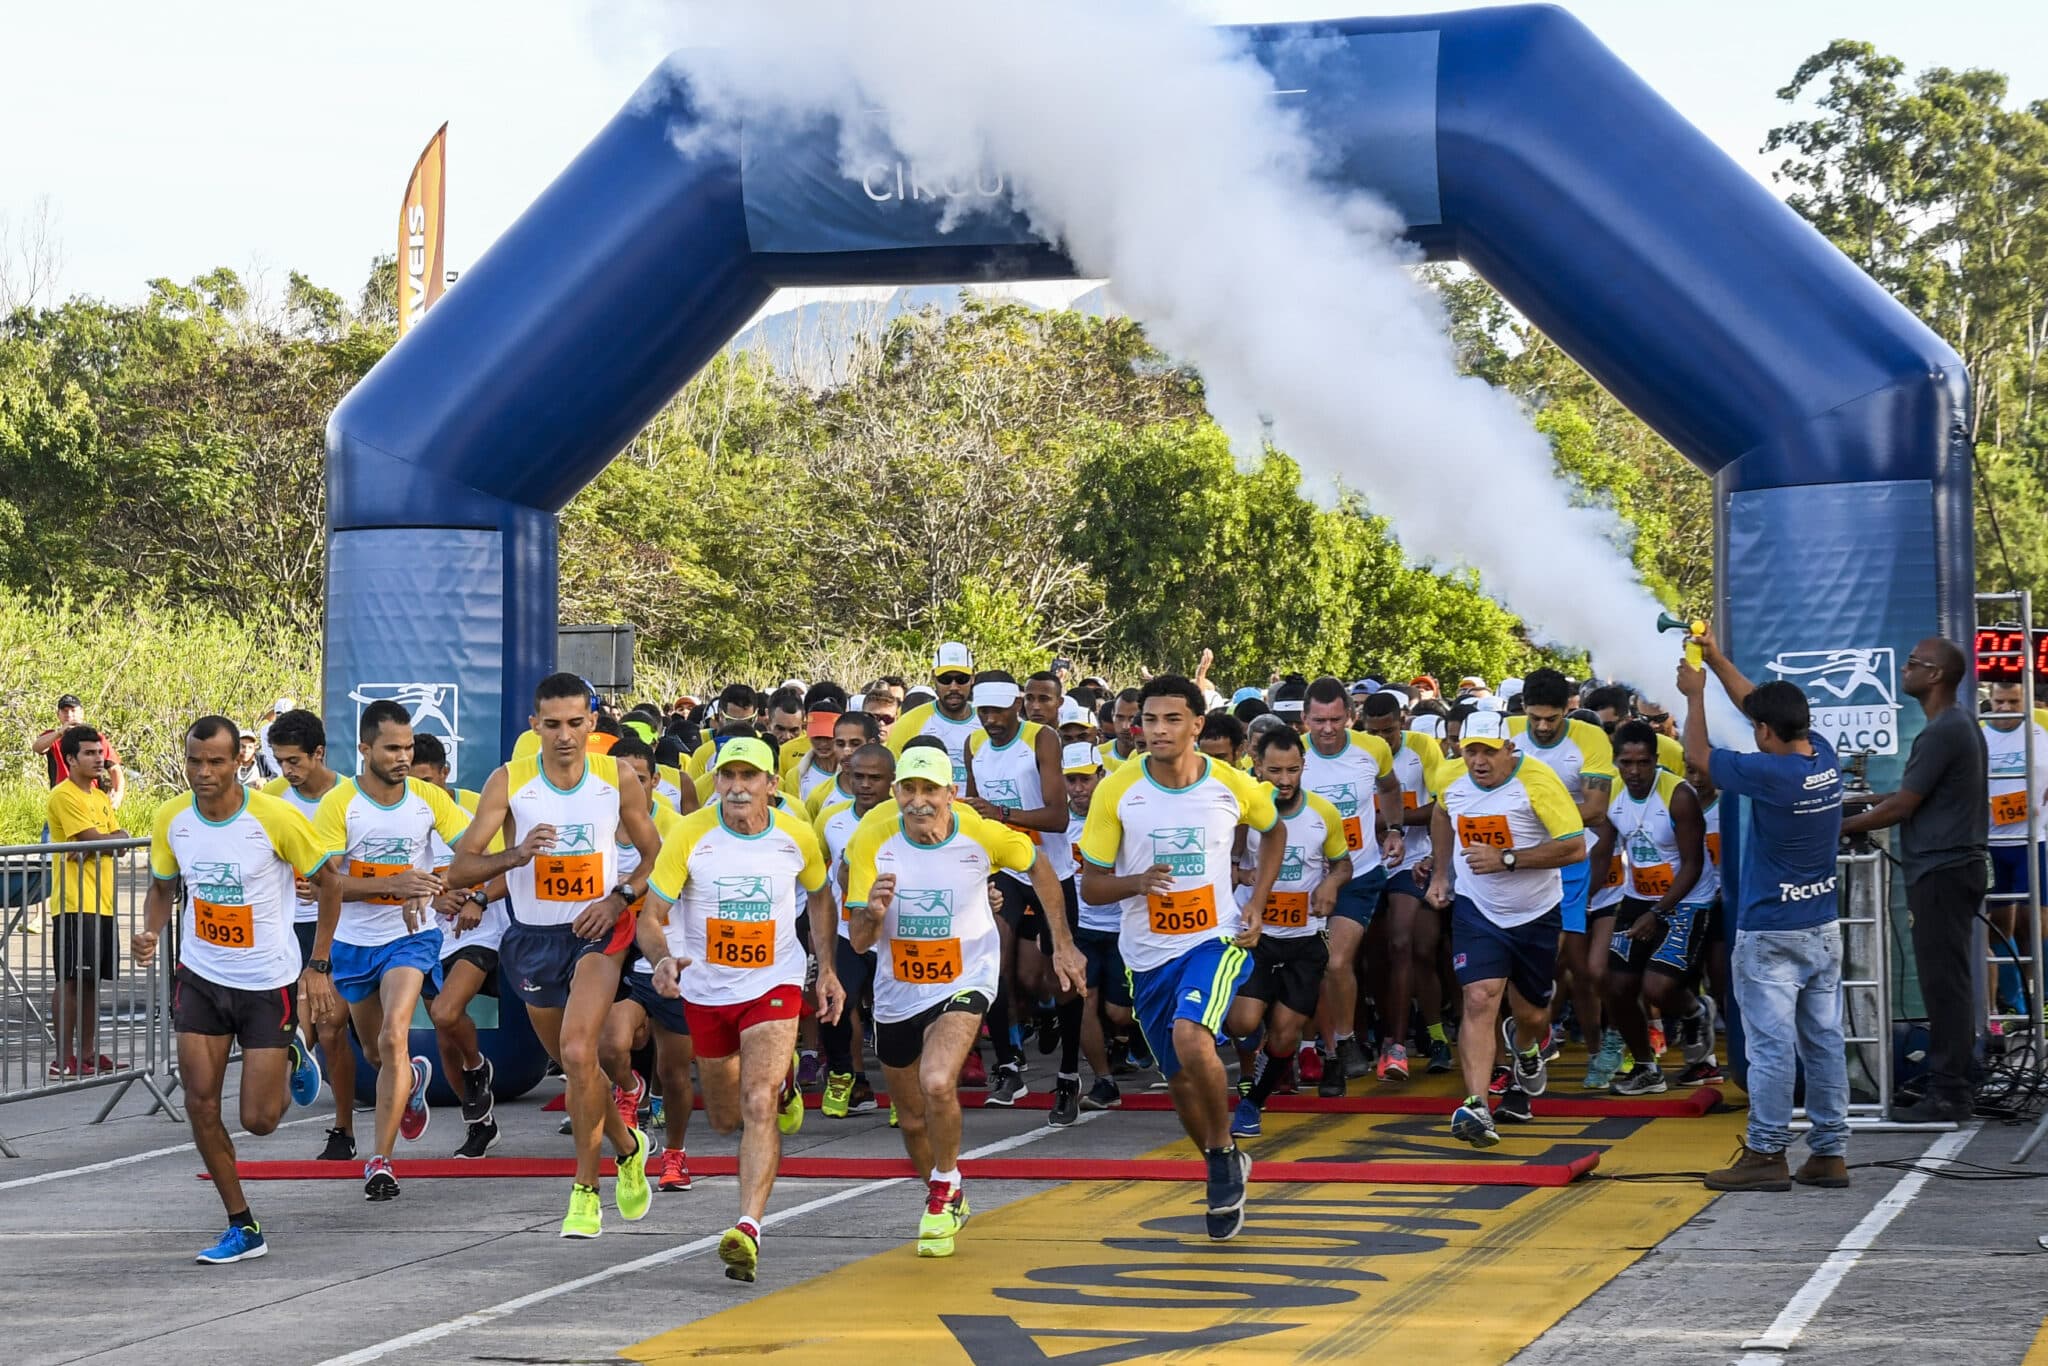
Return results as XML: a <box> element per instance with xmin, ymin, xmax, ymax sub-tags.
<box><xmin>627</xmin><ymin>1105</ymin><xmax>1745</xmax><ymax>1365</ymax></box>
<box><xmin>2022</xmin><ymin>1314</ymin><xmax>2048</xmax><ymax>1365</ymax></box>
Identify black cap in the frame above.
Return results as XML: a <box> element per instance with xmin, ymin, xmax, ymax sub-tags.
<box><xmin>56</xmin><ymin>694</ymin><xmax>82</xmax><ymax>710</ymax></box>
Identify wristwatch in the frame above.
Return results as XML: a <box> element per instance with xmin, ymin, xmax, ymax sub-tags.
<box><xmin>1500</xmin><ymin>850</ymin><xmax>1519</xmax><ymax>871</ymax></box>
<box><xmin>307</xmin><ymin>958</ymin><xmax>332</xmax><ymax>975</ymax></box>
<box><xmin>466</xmin><ymin>889</ymin><xmax>489</xmax><ymax>909</ymax></box>
<box><xmin>612</xmin><ymin>879</ymin><xmax>641</xmax><ymax>904</ymax></box>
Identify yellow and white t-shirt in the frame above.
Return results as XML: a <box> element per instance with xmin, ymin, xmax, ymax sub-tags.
<box><xmin>1078</xmin><ymin>755</ymin><xmax>1279</xmax><ymax>972</ymax></box>
<box><xmin>428</xmin><ymin>787</ymin><xmax>510</xmax><ymax>956</ymax></box>
<box><xmin>646</xmin><ymin>806</ymin><xmax>828</xmax><ymax>1006</ymax></box>
<box><xmin>620</xmin><ymin>801</ymin><xmax>687</xmax><ymax>975</ymax></box>
<box><xmin>261</xmin><ymin>776</ymin><xmax>334</xmax><ymax>924</ymax></box>
<box><xmin>1300</xmin><ymin>730</ymin><xmax>1397</xmax><ymax>874</ymax></box>
<box><xmin>1388</xmin><ymin>730</ymin><xmax>1439</xmax><ymax>874</ymax></box>
<box><xmin>785</xmin><ymin>752</ymin><xmax>840</xmax><ymax>805</ymax></box>
<box><xmin>1430</xmin><ymin>754</ymin><xmax>1584</xmax><ymax>928</ymax></box>
<box><xmin>887</xmin><ymin>702</ymin><xmax>982</xmax><ymax>792</ymax></box>
<box><xmin>655</xmin><ymin>764</ymin><xmax>687</xmax><ymax>812</ymax></box>
<box><xmin>1096</xmin><ymin>740</ymin><xmax>1137</xmax><ymax>774</ymax></box>
<box><xmin>1505</xmin><ymin>717</ymin><xmax>1617</xmax><ymax>807</ymax></box>
<box><xmin>1067</xmin><ymin>808</ymin><xmax>1121</xmax><ymax>934</ymax></box>
<box><xmin>1238</xmin><ymin>790</ymin><xmax>1349</xmax><ymax>939</ymax></box>
<box><xmin>966</xmin><ymin>721</ymin><xmax>1068</xmax><ymax>885</ymax></box>
<box><xmin>806</xmin><ymin>773</ymin><xmax>856</xmax><ymax>819</ymax></box>
<box><xmin>1985</xmin><ymin>718</ymin><xmax>2048</xmax><ymax>847</ymax></box>
<box><xmin>844</xmin><ymin>805</ymin><xmax>1034</xmax><ymax>1022</ymax></box>
<box><xmin>311</xmin><ymin>777</ymin><xmax>471</xmax><ymax>947</ymax></box>
<box><xmin>47</xmin><ymin>780</ymin><xmax>119</xmax><ymax>916</ymax></box>
<box><xmin>152</xmin><ymin>790</ymin><xmax>331</xmax><ymax>989</ymax></box>
<box><xmin>814</xmin><ymin>796</ymin><xmax>878</xmax><ymax>941</ymax></box>
<box><xmin>500</xmin><ymin>755</ymin><xmax>624</xmax><ymax>929</ymax></box>
<box><xmin>1610</xmin><ymin>770</ymin><xmax>1706</xmax><ymax>907</ymax></box>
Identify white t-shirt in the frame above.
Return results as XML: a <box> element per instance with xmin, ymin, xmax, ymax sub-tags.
<box><xmin>1240</xmin><ymin>790</ymin><xmax>1349</xmax><ymax>940</ymax></box>
<box><xmin>967</xmin><ymin>721</ymin><xmax>1069</xmax><ymax>884</ymax></box>
<box><xmin>1984</xmin><ymin>719</ymin><xmax>2048</xmax><ymax>847</ymax></box>
<box><xmin>1300</xmin><ymin>731</ymin><xmax>1397</xmax><ymax>875</ymax></box>
<box><xmin>499</xmin><ymin>755</ymin><xmax>626</xmax><ymax>929</ymax></box>
<box><xmin>1430</xmin><ymin>754</ymin><xmax>1585</xmax><ymax>928</ymax></box>
<box><xmin>261</xmin><ymin>776</ymin><xmax>331</xmax><ymax>924</ymax></box>
<box><xmin>1610</xmin><ymin>771</ymin><xmax>1709</xmax><ymax>907</ymax></box>
<box><xmin>310</xmin><ymin>777</ymin><xmax>471</xmax><ymax>948</ymax></box>
<box><xmin>887</xmin><ymin>702</ymin><xmax>982</xmax><ymax>793</ymax></box>
<box><xmin>428</xmin><ymin>788</ymin><xmax>510</xmax><ymax>957</ymax></box>
<box><xmin>646</xmin><ymin>806</ymin><xmax>828</xmax><ymax>1007</ymax></box>
<box><xmin>845</xmin><ymin>805</ymin><xmax>1033</xmax><ymax>1022</ymax></box>
<box><xmin>814</xmin><ymin>796</ymin><xmax>876</xmax><ymax>942</ymax></box>
<box><xmin>152</xmin><ymin>790</ymin><xmax>330</xmax><ymax>990</ymax></box>
<box><xmin>1068</xmin><ymin>809</ymin><xmax>1121</xmax><ymax>934</ymax></box>
<box><xmin>1077</xmin><ymin>755</ymin><xmax>1279</xmax><ymax>972</ymax></box>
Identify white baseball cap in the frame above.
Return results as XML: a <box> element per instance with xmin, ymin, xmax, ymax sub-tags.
<box><xmin>1461</xmin><ymin>710</ymin><xmax>1511</xmax><ymax>748</ymax></box>
<box><xmin>1057</xmin><ymin>698</ymin><xmax>1090</xmax><ymax>727</ymax></box>
<box><xmin>272</xmin><ymin>697</ymin><xmax>295</xmax><ymax>713</ymax></box>
<box><xmin>971</xmin><ymin>680</ymin><xmax>1021</xmax><ymax>709</ymax></box>
<box><xmin>1062</xmin><ymin>742</ymin><xmax>1102</xmax><ymax>775</ymax></box>
<box><xmin>1408</xmin><ymin>715</ymin><xmax>1446</xmax><ymax>741</ymax></box>
<box><xmin>932</xmin><ymin>642</ymin><xmax>974</xmax><ymax>672</ymax></box>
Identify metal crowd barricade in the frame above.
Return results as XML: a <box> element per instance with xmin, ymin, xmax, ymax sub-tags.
<box><xmin>0</xmin><ymin>834</ymin><xmax>182</xmax><ymax>1157</ymax></box>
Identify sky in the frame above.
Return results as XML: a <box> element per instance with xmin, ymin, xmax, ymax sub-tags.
<box><xmin>3</xmin><ymin>0</ymin><xmax>2045</xmax><ymax>313</ymax></box>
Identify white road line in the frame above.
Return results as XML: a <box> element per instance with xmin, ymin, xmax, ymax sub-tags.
<box><xmin>315</xmin><ymin>1112</ymin><xmax>1102</xmax><ymax>1366</ymax></box>
<box><xmin>1735</xmin><ymin>1123</ymin><xmax>1978</xmax><ymax>1360</ymax></box>
<box><xmin>0</xmin><ymin>1114</ymin><xmax>325</xmax><ymax>1191</ymax></box>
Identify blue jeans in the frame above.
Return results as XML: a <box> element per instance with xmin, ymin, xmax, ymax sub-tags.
<box><xmin>1733</xmin><ymin>925</ymin><xmax>1849</xmax><ymax>1157</ymax></box>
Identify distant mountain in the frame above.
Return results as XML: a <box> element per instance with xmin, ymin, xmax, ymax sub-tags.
<box><xmin>726</xmin><ymin>283</ymin><xmax>1121</xmax><ymax>382</ymax></box>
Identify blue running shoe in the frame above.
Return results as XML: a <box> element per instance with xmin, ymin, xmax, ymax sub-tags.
<box><xmin>1450</xmin><ymin>1097</ymin><xmax>1501</xmax><ymax>1149</ymax></box>
<box><xmin>1230</xmin><ymin>1097</ymin><xmax>1263</xmax><ymax>1139</ymax></box>
<box><xmin>196</xmin><ymin>1223</ymin><xmax>267</xmax><ymax>1264</ymax></box>
<box><xmin>288</xmin><ymin>1038</ymin><xmax>322</xmax><ymax>1108</ymax></box>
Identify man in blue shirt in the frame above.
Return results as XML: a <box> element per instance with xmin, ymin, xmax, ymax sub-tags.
<box><xmin>1678</xmin><ymin>627</ymin><xmax>1848</xmax><ymax>1192</ymax></box>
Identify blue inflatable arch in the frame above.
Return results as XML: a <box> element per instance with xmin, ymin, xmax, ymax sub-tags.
<box><xmin>326</xmin><ymin>4</ymin><xmax>1970</xmax><ymax>806</ymax></box>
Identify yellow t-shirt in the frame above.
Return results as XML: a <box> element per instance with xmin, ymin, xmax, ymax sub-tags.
<box><xmin>47</xmin><ymin>780</ymin><xmax>119</xmax><ymax>916</ymax></box>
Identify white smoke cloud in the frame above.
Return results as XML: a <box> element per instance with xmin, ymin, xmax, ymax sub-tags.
<box><xmin>630</xmin><ymin>0</ymin><xmax>1747</xmax><ymax>740</ymax></box>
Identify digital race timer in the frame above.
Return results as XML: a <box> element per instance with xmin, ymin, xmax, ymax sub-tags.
<box><xmin>1973</xmin><ymin>626</ymin><xmax>2048</xmax><ymax>685</ymax></box>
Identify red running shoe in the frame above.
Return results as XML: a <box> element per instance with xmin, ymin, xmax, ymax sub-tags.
<box><xmin>613</xmin><ymin>1071</ymin><xmax>645</xmax><ymax>1134</ymax></box>
<box><xmin>657</xmin><ymin>1147</ymin><xmax>692</xmax><ymax>1192</ymax></box>
<box><xmin>1297</xmin><ymin>1047</ymin><xmax>1325</xmax><ymax>1086</ymax></box>
<box><xmin>960</xmin><ymin>1051</ymin><xmax>989</xmax><ymax>1088</ymax></box>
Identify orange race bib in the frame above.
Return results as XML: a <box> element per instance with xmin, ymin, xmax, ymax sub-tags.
<box><xmin>891</xmin><ymin>937</ymin><xmax>963</xmax><ymax>984</ymax></box>
<box><xmin>706</xmin><ymin>917</ymin><xmax>776</xmax><ymax>969</ymax></box>
<box><xmin>192</xmin><ymin>898</ymin><xmax>254</xmax><ymax>949</ymax></box>
<box><xmin>1402</xmin><ymin>790</ymin><xmax>1420</xmax><ymax>811</ymax></box>
<box><xmin>349</xmin><ymin>859</ymin><xmax>409</xmax><ymax>906</ymax></box>
<box><xmin>1264</xmin><ymin>890</ymin><xmax>1311</xmax><ymax>929</ymax></box>
<box><xmin>1993</xmin><ymin>791</ymin><xmax>2030</xmax><ymax>826</ymax></box>
<box><xmin>1148</xmin><ymin>884</ymin><xmax>1218</xmax><ymax>936</ymax></box>
<box><xmin>535</xmin><ymin>852</ymin><xmax>605</xmax><ymax>903</ymax></box>
<box><xmin>1457</xmin><ymin>814</ymin><xmax>1513</xmax><ymax>850</ymax></box>
<box><xmin>1339</xmin><ymin>814</ymin><xmax>1367</xmax><ymax>852</ymax></box>
<box><xmin>1603</xmin><ymin>855</ymin><xmax>1625</xmax><ymax>890</ymax></box>
<box><xmin>1632</xmin><ymin>863</ymin><xmax>1675</xmax><ymax>898</ymax></box>
<box><xmin>1705</xmin><ymin>832</ymin><xmax>1722</xmax><ymax>865</ymax></box>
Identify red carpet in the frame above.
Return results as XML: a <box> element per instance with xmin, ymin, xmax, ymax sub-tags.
<box><xmin>215</xmin><ymin>1150</ymin><xmax>1597</xmax><ymax>1187</ymax></box>
<box><xmin>752</xmin><ymin>1084</ymin><xmax>1722</xmax><ymax>1119</ymax></box>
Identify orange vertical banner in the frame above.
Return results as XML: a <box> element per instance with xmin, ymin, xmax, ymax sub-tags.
<box><xmin>396</xmin><ymin>123</ymin><xmax>448</xmax><ymax>335</ymax></box>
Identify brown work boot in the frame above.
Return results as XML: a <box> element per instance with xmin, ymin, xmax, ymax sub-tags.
<box><xmin>1703</xmin><ymin>1144</ymin><xmax>1791</xmax><ymax>1192</ymax></box>
<box><xmin>1793</xmin><ymin>1154</ymin><xmax>1850</xmax><ymax>1188</ymax></box>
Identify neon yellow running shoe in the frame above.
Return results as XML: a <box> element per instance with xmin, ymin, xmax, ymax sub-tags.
<box><xmin>560</xmin><ymin>1183</ymin><xmax>602</xmax><ymax>1239</ymax></box>
<box><xmin>777</xmin><ymin>1051</ymin><xmax>805</xmax><ymax>1136</ymax></box>
<box><xmin>821</xmin><ymin>1071</ymin><xmax>854</xmax><ymax>1119</ymax></box>
<box><xmin>719</xmin><ymin>1222</ymin><xmax>760</xmax><ymax>1281</ymax></box>
<box><xmin>889</xmin><ymin>1101</ymin><xmax>899</xmax><ymax>1128</ymax></box>
<box><xmin>917</xmin><ymin>1180</ymin><xmax>964</xmax><ymax>1258</ymax></box>
<box><xmin>614</xmin><ymin>1127</ymin><xmax>651</xmax><ymax>1222</ymax></box>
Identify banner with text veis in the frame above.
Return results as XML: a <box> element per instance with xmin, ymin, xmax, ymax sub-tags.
<box><xmin>396</xmin><ymin>123</ymin><xmax>448</xmax><ymax>335</ymax></box>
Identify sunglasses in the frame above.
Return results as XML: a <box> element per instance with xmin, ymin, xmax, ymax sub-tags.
<box><xmin>1641</xmin><ymin>713</ymin><xmax>1670</xmax><ymax>726</ymax></box>
<box><xmin>936</xmin><ymin>673</ymin><xmax>972</xmax><ymax>686</ymax></box>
